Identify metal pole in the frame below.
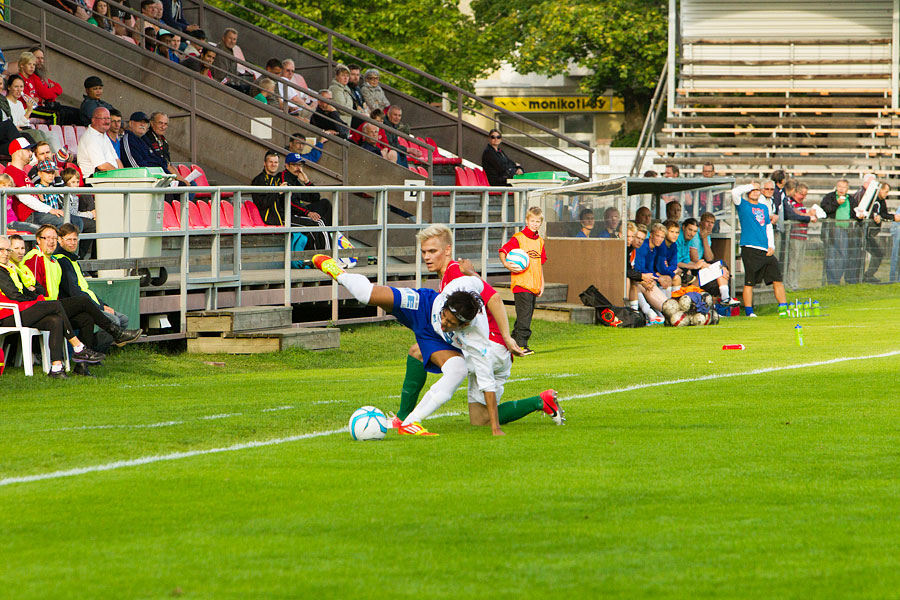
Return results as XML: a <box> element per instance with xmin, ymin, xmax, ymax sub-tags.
<box><xmin>480</xmin><ymin>190</ymin><xmax>489</xmax><ymax>278</ymax></box>
<box><xmin>234</xmin><ymin>190</ymin><xmax>242</xmax><ymax>307</ymax></box>
<box><xmin>667</xmin><ymin>0</ymin><xmax>677</xmax><ymax>118</ymax></box>
<box><xmin>893</xmin><ymin>0</ymin><xmax>900</xmax><ymax>109</ymax></box>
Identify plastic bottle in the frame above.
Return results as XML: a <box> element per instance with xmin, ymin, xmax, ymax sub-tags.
<box><xmin>795</xmin><ymin>324</ymin><xmax>804</xmax><ymax>346</ymax></box>
<box><xmin>722</xmin><ymin>344</ymin><xmax>745</xmax><ymax>350</ymax></box>
<box><xmin>813</xmin><ymin>300</ymin><xmax>820</xmax><ymax>316</ymax></box>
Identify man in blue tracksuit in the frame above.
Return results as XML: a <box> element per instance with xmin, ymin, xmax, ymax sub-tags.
<box><xmin>732</xmin><ymin>182</ymin><xmax>788</xmax><ymax>317</ymax></box>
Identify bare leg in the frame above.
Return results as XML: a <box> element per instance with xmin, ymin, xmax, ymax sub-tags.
<box><xmin>772</xmin><ymin>281</ymin><xmax>787</xmax><ymax>304</ymax></box>
<box><xmin>409</xmin><ymin>343</ymin><xmax>422</xmax><ymax>360</ymax></box>
<box><xmin>742</xmin><ymin>285</ymin><xmax>753</xmax><ymax>308</ymax></box>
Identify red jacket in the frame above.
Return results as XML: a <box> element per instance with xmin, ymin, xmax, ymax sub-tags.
<box><xmin>23</xmin><ymin>73</ymin><xmax>63</xmax><ymax>105</ymax></box>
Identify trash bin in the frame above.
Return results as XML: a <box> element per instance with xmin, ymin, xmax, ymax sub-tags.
<box><xmin>85</xmin><ymin>275</ymin><xmax>141</xmax><ymax>327</ymax></box>
<box><xmin>87</xmin><ymin>167</ymin><xmax>175</xmax><ymax>277</ymax></box>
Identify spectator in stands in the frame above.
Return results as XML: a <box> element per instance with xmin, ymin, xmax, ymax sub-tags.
<box><xmin>121</xmin><ymin>111</ymin><xmax>188</xmax><ymax>184</ymax></box>
<box><xmin>281</xmin><ymin>59</ymin><xmax>317</xmax><ymax>119</ymax></box>
<box><xmin>156</xmin><ymin>30</ymin><xmax>181</xmax><ymax>63</ymax></box>
<box><xmin>76</xmin><ymin>107</ymin><xmax>123</xmax><ymax>177</ymax></box>
<box><xmin>771</xmin><ymin>170</ymin><xmax>787</xmax><ymax>218</ymax></box>
<box><xmin>25</xmin><ymin>47</ymin><xmax>80</xmax><ymax>126</ymax></box>
<box><xmin>43</xmin><ymin>0</ymin><xmax>89</xmax><ymax>20</ymax></box>
<box><xmin>360</xmin><ymin>69</ymin><xmax>390</xmax><ymax>112</ymax></box>
<box><xmin>701</xmin><ymin>162</ymin><xmax>715</xmax><ymax>178</ymax></box>
<box><xmin>140</xmin><ymin>0</ymin><xmax>162</xmax><ymax>39</ymax></box>
<box><xmin>79</xmin><ymin>76</ymin><xmax>116</xmax><ymax>127</ymax></box>
<box><xmin>256</xmin><ymin>59</ymin><xmax>286</xmax><ymax>108</ymax></box>
<box><xmin>329</xmin><ymin>65</ymin><xmax>355</xmax><ymax>129</ymax></box>
<box><xmin>359</xmin><ymin>122</ymin><xmax>397</xmax><ymax>162</ymax></box>
<box><xmin>5</xmin><ymin>137</ymin><xmax>60</xmax><ymax>228</ymax></box>
<box><xmin>183</xmin><ymin>50</ymin><xmax>216</xmax><ymax>79</ymax></box>
<box><xmin>32</xmin><ymin>159</ymin><xmax>82</xmax><ymax>231</ymax></box>
<box><xmin>376</xmin><ymin>105</ymin><xmax>413</xmax><ymax>168</ymax></box>
<box><xmin>107</xmin><ymin>108</ymin><xmax>124</xmax><ymax>156</ymax></box>
<box><xmin>759</xmin><ymin>179</ymin><xmax>779</xmax><ymax>227</ymax></box>
<box><xmin>161</xmin><ymin>0</ymin><xmax>199</xmax><ymax>32</ymax></box>
<box><xmin>287</xmin><ymin>133</ymin><xmax>325</xmax><ymax>163</ymax></box>
<box><xmin>281</xmin><ymin>153</ymin><xmax>332</xmax><ymax>226</ymax></box>
<box><xmin>821</xmin><ymin>178</ymin><xmax>857</xmax><ymax>285</ymax></box>
<box><xmin>24</xmin><ymin>224</ymin><xmax>143</xmax><ymax>357</ymax></box>
<box><xmin>858</xmin><ymin>182</ymin><xmax>892</xmax><ymax>283</ymax></box>
<box><xmin>254</xmin><ymin>78</ymin><xmax>277</xmax><ymax>105</ymax></box>
<box><xmin>598</xmin><ymin>207</ymin><xmax>621</xmax><ymax>238</ymax></box>
<box><xmin>781</xmin><ymin>181</ymin><xmax>816</xmax><ymax>290</ymax></box>
<box><xmin>2</xmin><ymin>173</ymin><xmax>39</xmax><ymax>233</ymax></box>
<box><xmin>665</xmin><ymin>200</ymin><xmax>682</xmax><ymax>223</ymax></box>
<box><xmin>212</xmin><ymin>28</ymin><xmax>253</xmax><ymax>93</ymax></box>
<box><xmin>3</xmin><ymin>74</ymin><xmax>61</xmax><ymax>153</ymax></box>
<box><xmin>634</xmin><ymin>206</ymin><xmax>652</xmax><ymax>228</ymax></box>
<box><xmin>643</xmin><ymin>170</ymin><xmax>658</xmax><ymax>177</ymax></box>
<box><xmin>350</xmin><ymin>108</ymin><xmax>383</xmax><ymax>144</ymax></box>
<box><xmin>575</xmin><ymin>208</ymin><xmax>595</xmax><ymax>238</ymax></box>
<box><xmin>18</xmin><ymin>52</ymin><xmax>61</xmax><ymax>123</ymax></box>
<box><xmin>251</xmin><ymin>151</ymin><xmax>285</xmax><ymax>225</ymax></box>
<box><xmin>310</xmin><ymin>89</ymin><xmax>348</xmax><ymax>139</ymax></box>
<box><xmin>183</xmin><ymin>29</ymin><xmax>207</xmax><ymax>58</ymax></box>
<box><xmin>60</xmin><ymin>167</ymin><xmax>96</xmax><ymax>256</ymax></box>
<box><xmin>87</xmin><ymin>0</ymin><xmax>114</xmax><ymax>31</ymax></box>
<box><xmin>114</xmin><ymin>13</ymin><xmax>141</xmax><ymax>45</ymax></box>
<box><xmin>346</xmin><ymin>64</ymin><xmax>367</xmax><ymax>129</ymax></box>
<box><xmin>0</xmin><ymin>234</ymin><xmax>105</xmax><ymax>379</ymax></box>
<box><xmin>664</xmin><ymin>164</ymin><xmax>679</xmax><ymax>178</ymax></box>
<box><xmin>481</xmin><ymin>129</ymin><xmax>523</xmax><ymax>187</ymax></box>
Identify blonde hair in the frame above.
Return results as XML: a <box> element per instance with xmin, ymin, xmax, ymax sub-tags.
<box><xmin>636</xmin><ymin>223</ymin><xmax>648</xmax><ymax>234</ymax></box>
<box><xmin>525</xmin><ymin>206</ymin><xmax>544</xmax><ymax>221</ymax></box>
<box><xmin>416</xmin><ymin>223</ymin><xmax>452</xmax><ymax>247</ymax></box>
<box><xmin>650</xmin><ymin>222</ymin><xmax>667</xmax><ymax>235</ymax></box>
<box><xmin>257</xmin><ymin>78</ymin><xmax>276</xmax><ymax>92</ymax></box>
<box><xmin>626</xmin><ymin>221</ymin><xmax>637</xmax><ymax>233</ymax></box>
<box><xmin>18</xmin><ymin>52</ymin><xmax>36</xmax><ymax>69</ymax></box>
<box><xmin>0</xmin><ymin>173</ymin><xmax>14</xmax><ymax>187</ymax></box>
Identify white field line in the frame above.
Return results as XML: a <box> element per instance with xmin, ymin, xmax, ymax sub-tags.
<box><xmin>200</xmin><ymin>413</ymin><xmax>243</xmax><ymax>420</ymax></box>
<box><xmin>260</xmin><ymin>405</ymin><xmax>295</xmax><ymax>412</ymax></box>
<box><xmin>561</xmin><ymin>349</ymin><xmax>900</xmax><ymax>401</ymax></box>
<box><xmin>5</xmin><ymin>349</ymin><xmax>900</xmax><ymax>488</ymax></box>
<box><xmin>0</xmin><ymin>411</ymin><xmax>462</xmax><ymax>488</ymax></box>
<box><xmin>50</xmin><ymin>421</ymin><xmax>184</xmax><ymax>432</ymax></box>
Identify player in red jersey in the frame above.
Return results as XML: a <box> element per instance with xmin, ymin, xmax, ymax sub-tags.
<box><xmin>391</xmin><ymin>224</ymin><xmax>565</xmax><ymax>431</ymax></box>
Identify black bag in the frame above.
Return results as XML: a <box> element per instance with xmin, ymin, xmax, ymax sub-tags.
<box><xmin>579</xmin><ymin>285</ymin><xmax>645</xmax><ymax>328</ymax></box>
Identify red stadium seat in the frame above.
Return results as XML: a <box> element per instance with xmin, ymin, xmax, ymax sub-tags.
<box><xmin>197</xmin><ymin>201</ymin><xmax>212</xmax><ymax>227</ymax></box>
<box><xmin>426</xmin><ymin>136</ymin><xmax>462</xmax><ymax>166</ymax></box>
<box><xmin>187</xmin><ymin>201</ymin><xmax>205</xmax><ymax>229</ymax></box>
<box><xmin>454</xmin><ymin>166</ymin><xmax>466</xmax><ymax>186</ymax></box>
<box><xmin>244</xmin><ymin>200</ymin><xmax>268</xmax><ymax>227</ymax></box>
<box><xmin>163</xmin><ymin>200</ymin><xmax>180</xmax><ymax>230</ymax></box>
<box><xmin>62</xmin><ymin>126</ymin><xmax>78</xmax><ymax>152</ymax></box>
<box><xmin>176</xmin><ymin>164</ymin><xmax>192</xmax><ymax>178</ymax></box>
<box><xmin>464</xmin><ymin>167</ymin><xmax>480</xmax><ymax>187</ymax></box>
<box><xmin>220</xmin><ymin>201</ymin><xmax>235</xmax><ymax>227</ymax></box>
<box><xmin>36</xmin><ymin>124</ymin><xmax>51</xmax><ymax>133</ymax></box>
<box><xmin>75</xmin><ymin>126</ymin><xmax>86</xmax><ymax>141</ymax></box>
<box><xmin>191</xmin><ymin>164</ymin><xmax>233</xmax><ymax>200</ymax></box>
<box><xmin>49</xmin><ymin>124</ymin><xmax>64</xmax><ymax>146</ymax></box>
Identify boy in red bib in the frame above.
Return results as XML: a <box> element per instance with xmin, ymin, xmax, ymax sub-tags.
<box><xmin>499</xmin><ymin>206</ymin><xmax>546</xmax><ymax>355</ymax></box>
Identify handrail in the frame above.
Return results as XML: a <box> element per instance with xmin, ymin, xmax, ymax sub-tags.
<box><xmin>192</xmin><ymin>0</ymin><xmax>594</xmax><ymax>177</ymax></box>
<box><xmin>630</xmin><ymin>62</ymin><xmax>669</xmax><ymax>176</ymax></box>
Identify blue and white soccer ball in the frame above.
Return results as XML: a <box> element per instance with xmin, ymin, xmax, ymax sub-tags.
<box><xmin>506</xmin><ymin>248</ymin><xmax>530</xmax><ymax>272</ymax></box>
<box><xmin>349</xmin><ymin>406</ymin><xmax>388</xmax><ymax>441</ymax></box>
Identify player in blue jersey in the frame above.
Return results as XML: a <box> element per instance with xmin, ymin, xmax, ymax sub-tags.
<box><xmin>312</xmin><ymin>254</ymin><xmax>499</xmax><ymax>436</ymax></box>
<box><xmin>732</xmin><ymin>182</ymin><xmax>788</xmax><ymax>317</ymax></box>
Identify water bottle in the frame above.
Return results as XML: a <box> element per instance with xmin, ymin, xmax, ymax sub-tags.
<box><xmin>813</xmin><ymin>300</ymin><xmax>820</xmax><ymax>316</ymax></box>
<box><xmin>795</xmin><ymin>324</ymin><xmax>804</xmax><ymax>347</ymax></box>
<box><xmin>804</xmin><ymin>300</ymin><xmax>810</xmax><ymax>318</ymax></box>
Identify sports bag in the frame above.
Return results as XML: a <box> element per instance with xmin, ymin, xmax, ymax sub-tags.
<box><xmin>579</xmin><ymin>285</ymin><xmax>645</xmax><ymax>328</ymax></box>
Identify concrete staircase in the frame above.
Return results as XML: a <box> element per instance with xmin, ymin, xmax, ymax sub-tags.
<box><xmin>186</xmin><ymin>306</ymin><xmax>339</xmax><ymax>354</ymax></box>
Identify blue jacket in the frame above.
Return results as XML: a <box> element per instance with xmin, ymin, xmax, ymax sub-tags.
<box><xmin>120</xmin><ymin>130</ymin><xmax>169</xmax><ymax>170</ymax></box>
<box><xmin>633</xmin><ymin>239</ymin><xmax>659</xmax><ymax>275</ymax></box>
<box><xmin>655</xmin><ymin>239</ymin><xmax>678</xmax><ymax>277</ymax></box>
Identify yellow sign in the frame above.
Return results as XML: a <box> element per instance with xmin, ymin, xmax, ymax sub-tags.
<box><xmin>494</xmin><ymin>96</ymin><xmax>625</xmax><ymax>113</ymax></box>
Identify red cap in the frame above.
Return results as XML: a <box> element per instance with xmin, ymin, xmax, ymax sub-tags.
<box><xmin>7</xmin><ymin>136</ymin><xmax>34</xmax><ymax>155</ymax></box>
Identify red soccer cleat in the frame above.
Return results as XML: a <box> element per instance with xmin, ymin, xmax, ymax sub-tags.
<box><xmin>540</xmin><ymin>389</ymin><xmax>565</xmax><ymax>425</ymax></box>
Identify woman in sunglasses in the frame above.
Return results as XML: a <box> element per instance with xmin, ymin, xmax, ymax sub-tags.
<box><xmin>481</xmin><ymin>129</ymin><xmax>524</xmax><ymax>187</ymax></box>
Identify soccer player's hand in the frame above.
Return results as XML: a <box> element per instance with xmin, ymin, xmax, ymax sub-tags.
<box><xmin>504</xmin><ymin>336</ymin><xmax>526</xmax><ymax>357</ymax></box>
<box><xmin>766</xmin><ymin>247</ymin><xmax>775</xmax><ymax>256</ymax></box>
<box><xmin>458</xmin><ymin>257</ymin><xmax>477</xmax><ymax>276</ymax></box>
<box><xmin>492</xmin><ymin>427</ymin><xmax>506</xmax><ymax>436</ymax></box>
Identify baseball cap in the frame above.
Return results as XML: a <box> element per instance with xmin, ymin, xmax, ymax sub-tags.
<box><xmin>157</xmin><ymin>29</ymin><xmax>174</xmax><ymax>39</ymax></box>
<box><xmin>84</xmin><ymin>75</ymin><xmax>103</xmax><ymax>89</ymax></box>
<box><xmin>8</xmin><ymin>136</ymin><xmax>33</xmax><ymax>155</ymax></box>
<box><xmin>129</xmin><ymin>111</ymin><xmax>151</xmax><ymax>122</ymax></box>
<box><xmin>36</xmin><ymin>160</ymin><xmax>58</xmax><ymax>173</ymax></box>
<box><xmin>285</xmin><ymin>153</ymin><xmax>306</xmax><ymax>165</ymax></box>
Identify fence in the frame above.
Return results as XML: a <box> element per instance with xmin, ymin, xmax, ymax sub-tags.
<box><xmin>2</xmin><ymin>184</ymin><xmax>532</xmax><ymax>337</ymax></box>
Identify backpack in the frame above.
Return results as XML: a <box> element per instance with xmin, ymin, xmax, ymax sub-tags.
<box><xmin>579</xmin><ymin>285</ymin><xmax>645</xmax><ymax>328</ymax></box>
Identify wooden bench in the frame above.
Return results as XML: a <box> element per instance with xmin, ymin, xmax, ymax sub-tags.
<box><xmin>661</xmin><ymin>127</ymin><xmax>900</xmax><ymax>135</ymax></box>
<box><xmin>672</xmin><ymin>107</ymin><xmax>900</xmax><ymax>114</ymax></box>
<box><xmin>657</xmin><ymin>136</ymin><xmax>900</xmax><ymax>147</ymax></box>
<box><xmin>676</xmin><ymin>95</ymin><xmax>892</xmax><ymax>107</ymax></box>
<box><xmin>676</xmin><ymin>88</ymin><xmax>890</xmax><ymax>95</ymax></box>
<box><xmin>667</xmin><ymin>116</ymin><xmax>896</xmax><ymax>126</ymax></box>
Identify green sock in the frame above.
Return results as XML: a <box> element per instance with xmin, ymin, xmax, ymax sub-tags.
<box><xmin>497</xmin><ymin>395</ymin><xmax>543</xmax><ymax>424</ymax></box>
<box><xmin>397</xmin><ymin>356</ymin><xmax>427</xmax><ymax>420</ymax></box>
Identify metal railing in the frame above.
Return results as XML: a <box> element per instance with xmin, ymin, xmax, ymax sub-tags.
<box><xmin>2</xmin><ymin>183</ymin><xmax>533</xmax><ymax>335</ymax></box>
<box><xmin>630</xmin><ymin>62</ymin><xmax>668</xmax><ymax>177</ymax></box>
<box><xmin>190</xmin><ymin>0</ymin><xmax>594</xmax><ymax>178</ymax></box>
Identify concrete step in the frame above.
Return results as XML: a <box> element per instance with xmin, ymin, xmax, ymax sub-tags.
<box><xmin>187</xmin><ymin>326</ymin><xmax>340</xmax><ymax>354</ymax></box>
<box><xmin>186</xmin><ymin>306</ymin><xmax>292</xmax><ymax>333</ymax></box>
<box><xmin>506</xmin><ymin>302</ymin><xmax>595</xmax><ymax>325</ymax></box>
<box><xmin>493</xmin><ymin>282</ymin><xmax>568</xmax><ymax>305</ymax></box>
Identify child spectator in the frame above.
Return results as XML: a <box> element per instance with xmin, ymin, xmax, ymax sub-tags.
<box><xmin>731</xmin><ymin>181</ymin><xmax>789</xmax><ymax>317</ymax></box>
<box><xmin>61</xmin><ymin>167</ymin><xmax>96</xmax><ymax>247</ymax></box>
<box><xmin>33</xmin><ymin>160</ymin><xmax>83</xmax><ymax>232</ymax></box>
<box><xmin>79</xmin><ymin>76</ymin><xmax>116</xmax><ymax>127</ymax></box>
<box><xmin>499</xmin><ymin>206</ymin><xmax>546</xmax><ymax>355</ymax></box>
<box><xmin>254</xmin><ymin>78</ymin><xmax>276</xmax><ymax>105</ymax></box>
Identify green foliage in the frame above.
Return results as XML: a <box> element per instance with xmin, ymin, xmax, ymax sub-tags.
<box><xmin>208</xmin><ymin>0</ymin><xmax>501</xmax><ymax>98</ymax></box>
<box><xmin>472</xmin><ymin>0</ymin><xmax>668</xmax><ymax>101</ymax></box>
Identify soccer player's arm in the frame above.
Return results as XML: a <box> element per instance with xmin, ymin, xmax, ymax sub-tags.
<box><xmin>484</xmin><ymin>288</ymin><xmax>524</xmax><ymax>356</ymax></box>
<box><xmin>766</xmin><ymin>223</ymin><xmax>775</xmax><ymax>256</ymax></box>
<box><xmin>731</xmin><ymin>184</ymin><xmax>753</xmax><ymax>205</ymax></box>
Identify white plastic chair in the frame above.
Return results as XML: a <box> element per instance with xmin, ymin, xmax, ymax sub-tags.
<box><xmin>0</xmin><ymin>302</ymin><xmax>67</xmax><ymax>376</ymax></box>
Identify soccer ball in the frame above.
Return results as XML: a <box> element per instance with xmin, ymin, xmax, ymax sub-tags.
<box><xmin>690</xmin><ymin>312</ymin><xmax>708</xmax><ymax>327</ymax></box>
<box><xmin>669</xmin><ymin>310</ymin><xmax>690</xmax><ymax>327</ymax></box>
<box><xmin>700</xmin><ymin>292</ymin><xmax>713</xmax><ymax>309</ymax></box>
<box><xmin>678</xmin><ymin>294</ymin><xmax>694</xmax><ymax>313</ymax></box>
<box><xmin>349</xmin><ymin>406</ymin><xmax>388</xmax><ymax>441</ymax></box>
<box><xmin>506</xmin><ymin>248</ymin><xmax>530</xmax><ymax>272</ymax></box>
<box><xmin>709</xmin><ymin>310</ymin><xmax>720</xmax><ymax>325</ymax></box>
<box><xmin>661</xmin><ymin>298</ymin><xmax>680</xmax><ymax>319</ymax></box>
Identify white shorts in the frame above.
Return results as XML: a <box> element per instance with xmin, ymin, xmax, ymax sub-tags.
<box><xmin>467</xmin><ymin>342</ymin><xmax>512</xmax><ymax>405</ymax></box>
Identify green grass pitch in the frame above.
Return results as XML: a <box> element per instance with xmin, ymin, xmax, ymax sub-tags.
<box><xmin>3</xmin><ymin>284</ymin><xmax>900</xmax><ymax>598</ymax></box>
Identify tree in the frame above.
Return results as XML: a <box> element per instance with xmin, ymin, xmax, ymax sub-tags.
<box><xmin>472</xmin><ymin>0</ymin><xmax>668</xmax><ymax>135</ymax></box>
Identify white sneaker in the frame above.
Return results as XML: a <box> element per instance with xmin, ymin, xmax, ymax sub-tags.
<box><xmin>747</xmin><ymin>313</ymin><xmax>758</xmax><ymax>318</ymax></box>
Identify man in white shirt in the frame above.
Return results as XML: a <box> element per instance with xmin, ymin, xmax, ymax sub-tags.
<box><xmin>76</xmin><ymin>107</ymin><xmax>123</xmax><ymax>177</ymax></box>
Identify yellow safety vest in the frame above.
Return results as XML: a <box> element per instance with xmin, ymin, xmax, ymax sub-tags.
<box><xmin>23</xmin><ymin>248</ymin><xmax>62</xmax><ymax>300</ymax></box>
<box><xmin>0</xmin><ymin>261</ymin><xmax>26</xmax><ymax>294</ymax></box>
<box><xmin>510</xmin><ymin>231</ymin><xmax>544</xmax><ymax>295</ymax></box>
<box><xmin>54</xmin><ymin>252</ymin><xmax>100</xmax><ymax>304</ymax></box>
<box><xmin>10</xmin><ymin>260</ymin><xmax>37</xmax><ymax>289</ymax></box>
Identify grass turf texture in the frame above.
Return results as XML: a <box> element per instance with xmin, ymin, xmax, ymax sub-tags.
<box><xmin>3</xmin><ymin>283</ymin><xmax>900</xmax><ymax>598</ymax></box>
